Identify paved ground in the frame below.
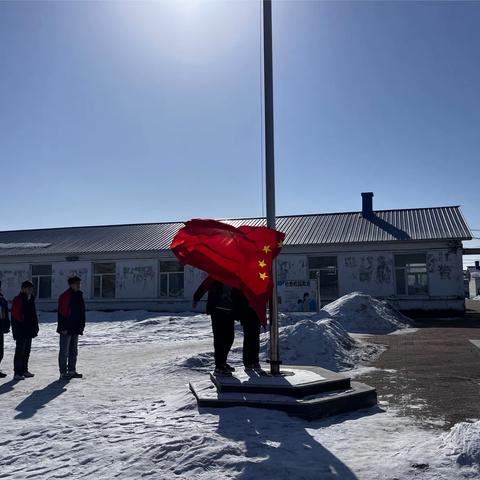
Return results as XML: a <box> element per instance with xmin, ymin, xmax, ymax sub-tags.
<box><xmin>358</xmin><ymin>302</ymin><xmax>480</xmax><ymax>430</ymax></box>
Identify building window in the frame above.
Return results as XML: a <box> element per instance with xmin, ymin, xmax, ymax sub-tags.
<box><xmin>159</xmin><ymin>261</ymin><xmax>184</xmax><ymax>298</ymax></box>
<box><xmin>395</xmin><ymin>253</ymin><xmax>428</xmax><ymax>295</ymax></box>
<box><xmin>93</xmin><ymin>263</ymin><xmax>116</xmax><ymax>298</ymax></box>
<box><xmin>308</xmin><ymin>256</ymin><xmax>338</xmax><ymax>304</ymax></box>
<box><xmin>31</xmin><ymin>264</ymin><xmax>52</xmax><ymax>299</ymax></box>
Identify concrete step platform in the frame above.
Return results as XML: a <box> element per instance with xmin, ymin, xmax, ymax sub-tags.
<box><xmin>190</xmin><ymin>365</ymin><xmax>377</xmax><ymax>420</ymax></box>
<box><xmin>210</xmin><ymin>365</ymin><xmax>351</xmax><ymax>398</ymax></box>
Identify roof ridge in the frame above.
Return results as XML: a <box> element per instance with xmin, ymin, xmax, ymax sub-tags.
<box><xmin>0</xmin><ymin>206</ymin><xmax>462</xmax><ymax>234</ymax></box>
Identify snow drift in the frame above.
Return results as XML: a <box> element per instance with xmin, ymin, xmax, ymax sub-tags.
<box><xmin>441</xmin><ymin>421</ymin><xmax>480</xmax><ymax>466</ymax></box>
<box><xmin>278</xmin><ymin>292</ymin><xmax>409</xmax><ymax>334</ymax></box>
<box><xmin>260</xmin><ymin>317</ymin><xmax>383</xmax><ymax>371</ymax></box>
<box><xmin>320</xmin><ymin>292</ymin><xmax>410</xmax><ymax>334</ymax></box>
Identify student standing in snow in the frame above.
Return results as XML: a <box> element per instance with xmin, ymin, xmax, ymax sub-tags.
<box><xmin>57</xmin><ymin>276</ymin><xmax>86</xmax><ymax>380</ymax></box>
<box><xmin>234</xmin><ymin>290</ymin><xmax>262</xmax><ymax>372</ymax></box>
<box><xmin>192</xmin><ymin>277</ymin><xmax>236</xmax><ymax>375</ymax></box>
<box><xmin>0</xmin><ymin>281</ymin><xmax>10</xmax><ymax>378</ymax></box>
<box><xmin>11</xmin><ymin>280</ymin><xmax>39</xmax><ymax>380</ymax></box>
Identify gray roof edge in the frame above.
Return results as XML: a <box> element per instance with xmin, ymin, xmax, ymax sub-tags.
<box><xmin>0</xmin><ymin>205</ymin><xmax>465</xmax><ymax>235</ymax></box>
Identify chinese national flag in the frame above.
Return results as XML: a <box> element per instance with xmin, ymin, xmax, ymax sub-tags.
<box><xmin>170</xmin><ymin>219</ymin><xmax>285</xmax><ymax>325</ymax></box>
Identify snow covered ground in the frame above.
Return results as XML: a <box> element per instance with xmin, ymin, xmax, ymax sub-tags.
<box><xmin>0</xmin><ymin>304</ymin><xmax>478</xmax><ymax>479</ymax></box>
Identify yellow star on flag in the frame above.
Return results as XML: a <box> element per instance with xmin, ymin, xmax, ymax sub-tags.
<box><xmin>277</xmin><ymin>241</ymin><xmax>284</xmax><ymax>248</ymax></box>
<box><xmin>259</xmin><ymin>272</ymin><xmax>268</xmax><ymax>280</ymax></box>
<box><xmin>258</xmin><ymin>260</ymin><xmax>267</xmax><ymax>268</ymax></box>
<box><xmin>262</xmin><ymin>245</ymin><xmax>271</xmax><ymax>254</ymax></box>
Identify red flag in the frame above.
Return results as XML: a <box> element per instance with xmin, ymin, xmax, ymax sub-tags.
<box><xmin>170</xmin><ymin>219</ymin><xmax>285</xmax><ymax>325</ymax></box>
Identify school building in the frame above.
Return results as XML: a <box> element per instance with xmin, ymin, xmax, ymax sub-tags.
<box><xmin>0</xmin><ymin>193</ymin><xmax>473</xmax><ymax>315</ymax></box>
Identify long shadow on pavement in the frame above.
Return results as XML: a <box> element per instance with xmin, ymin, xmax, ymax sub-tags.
<box><xmin>14</xmin><ymin>380</ymin><xmax>68</xmax><ymax>420</ymax></box>
<box><xmin>216</xmin><ymin>406</ymin><xmax>381</xmax><ymax>479</ymax></box>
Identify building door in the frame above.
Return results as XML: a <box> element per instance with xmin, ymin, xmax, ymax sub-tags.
<box><xmin>308</xmin><ymin>256</ymin><xmax>338</xmax><ymax>307</ymax></box>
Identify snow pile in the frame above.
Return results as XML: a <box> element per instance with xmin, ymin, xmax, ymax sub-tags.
<box><xmin>260</xmin><ymin>318</ymin><xmax>383</xmax><ymax>371</ymax></box>
<box><xmin>472</xmin><ymin>295</ymin><xmax>480</xmax><ymax>301</ymax></box>
<box><xmin>441</xmin><ymin>421</ymin><xmax>480</xmax><ymax>466</ymax></box>
<box><xmin>321</xmin><ymin>292</ymin><xmax>410</xmax><ymax>334</ymax></box>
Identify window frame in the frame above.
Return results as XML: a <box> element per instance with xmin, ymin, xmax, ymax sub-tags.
<box><xmin>394</xmin><ymin>253</ymin><xmax>429</xmax><ymax>296</ymax></box>
<box><xmin>159</xmin><ymin>260</ymin><xmax>185</xmax><ymax>299</ymax></box>
<box><xmin>92</xmin><ymin>262</ymin><xmax>117</xmax><ymax>299</ymax></box>
<box><xmin>31</xmin><ymin>264</ymin><xmax>53</xmax><ymax>300</ymax></box>
<box><xmin>307</xmin><ymin>256</ymin><xmax>339</xmax><ymax>305</ymax></box>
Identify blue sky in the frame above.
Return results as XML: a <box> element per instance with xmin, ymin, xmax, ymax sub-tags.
<box><xmin>0</xmin><ymin>1</ymin><xmax>479</xmax><ymax>260</ymax></box>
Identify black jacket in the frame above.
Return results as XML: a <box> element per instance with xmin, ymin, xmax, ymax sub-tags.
<box><xmin>0</xmin><ymin>293</ymin><xmax>9</xmax><ymax>334</ymax></box>
<box><xmin>11</xmin><ymin>293</ymin><xmax>39</xmax><ymax>340</ymax></box>
<box><xmin>193</xmin><ymin>277</ymin><xmax>250</xmax><ymax>318</ymax></box>
<box><xmin>57</xmin><ymin>289</ymin><xmax>86</xmax><ymax>335</ymax></box>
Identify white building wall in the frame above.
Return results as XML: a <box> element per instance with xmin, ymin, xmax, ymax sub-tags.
<box><xmin>0</xmin><ymin>263</ymin><xmax>31</xmax><ymax>300</ymax></box>
<box><xmin>0</xmin><ymin>241</ymin><xmax>467</xmax><ymax>313</ymax></box>
<box><xmin>184</xmin><ymin>266</ymin><xmax>207</xmax><ymax>299</ymax></box>
<box><xmin>426</xmin><ymin>249</ymin><xmax>464</xmax><ymax>297</ymax></box>
<box><xmin>469</xmin><ymin>274</ymin><xmax>480</xmax><ymax>298</ymax></box>
<box><xmin>116</xmin><ymin>259</ymin><xmax>158</xmax><ymax>299</ymax></box>
<box><xmin>52</xmin><ymin>262</ymin><xmax>91</xmax><ymax>299</ymax></box>
<box><xmin>338</xmin><ymin>253</ymin><xmax>395</xmax><ymax>297</ymax></box>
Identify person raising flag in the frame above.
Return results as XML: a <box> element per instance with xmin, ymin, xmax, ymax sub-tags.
<box><xmin>172</xmin><ymin>219</ymin><xmax>284</xmax><ymax>374</ymax></box>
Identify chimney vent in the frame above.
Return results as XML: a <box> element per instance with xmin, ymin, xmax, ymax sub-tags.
<box><xmin>361</xmin><ymin>192</ymin><xmax>374</xmax><ymax>218</ymax></box>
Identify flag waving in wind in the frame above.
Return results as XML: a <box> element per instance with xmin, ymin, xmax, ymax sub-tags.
<box><xmin>170</xmin><ymin>219</ymin><xmax>285</xmax><ymax>325</ymax></box>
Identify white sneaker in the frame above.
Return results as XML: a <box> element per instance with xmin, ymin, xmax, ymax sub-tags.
<box><xmin>14</xmin><ymin>374</ymin><xmax>25</xmax><ymax>380</ymax></box>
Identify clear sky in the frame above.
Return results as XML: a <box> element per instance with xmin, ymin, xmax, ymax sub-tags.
<box><xmin>0</xmin><ymin>1</ymin><xmax>479</xmax><ymax>261</ymax></box>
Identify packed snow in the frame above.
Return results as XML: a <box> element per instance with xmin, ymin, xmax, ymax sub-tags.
<box><xmin>441</xmin><ymin>421</ymin><xmax>480</xmax><ymax>466</ymax></box>
<box><xmin>320</xmin><ymin>291</ymin><xmax>410</xmax><ymax>334</ymax></box>
<box><xmin>259</xmin><ymin>318</ymin><xmax>384</xmax><ymax>371</ymax></box>
<box><xmin>0</xmin><ymin>304</ymin><xmax>476</xmax><ymax>479</ymax></box>
<box><xmin>251</xmin><ymin>293</ymin><xmax>407</xmax><ymax>371</ymax></box>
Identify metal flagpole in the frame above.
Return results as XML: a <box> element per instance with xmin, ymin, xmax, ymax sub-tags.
<box><xmin>263</xmin><ymin>0</ymin><xmax>280</xmax><ymax>375</ymax></box>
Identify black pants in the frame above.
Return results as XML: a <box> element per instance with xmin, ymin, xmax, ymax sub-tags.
<box><xmin>241</xmin><ymin>312</ymin><xmax>261</xmax><ymax>366</ymax></box>
<box><xmin>211</xmin><ymin>311</ymin><xmax>235</xmax><ymax>368</ymax></box>
<box><xmin>14</xmin><ymin>337</ymin><xmax>32</xmax><ymax>375</ymax></box>
<box><xmin>0</xmin><ymin>334</ymin><xmax>4</xmax><ymax>367</ymax></box>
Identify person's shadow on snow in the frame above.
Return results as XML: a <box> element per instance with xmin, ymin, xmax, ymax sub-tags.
<box><xmin>0</xmin><ymin>379</ymin><xmax>18</xmax><ymax>396</ymax></box>
<box><xmin>216</xmin><ymin>407</ymin><xmax>380</xmax><ymax>479</ymax></box>
<box><xmin>14</xmin><ymin>380</ymin><xmax>67</xmax><ymax>420</ymax></box>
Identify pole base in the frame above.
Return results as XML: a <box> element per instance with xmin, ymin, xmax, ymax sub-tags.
<box><xmin>267</xmin><ymin>359</ymin><xmax>282</xmax><ymax>375</ymax></box>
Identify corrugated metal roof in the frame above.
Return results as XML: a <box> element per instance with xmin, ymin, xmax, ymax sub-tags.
<box><xmin>0</xmin><ymin>206</ymin><xmax>471</xmax><ymax>257</ymax></box>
